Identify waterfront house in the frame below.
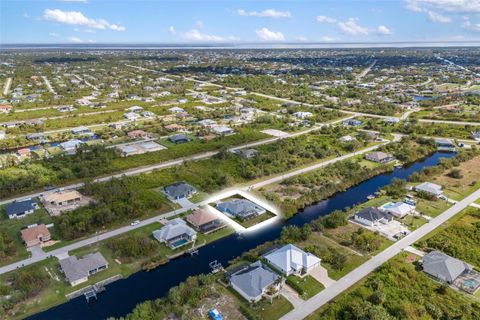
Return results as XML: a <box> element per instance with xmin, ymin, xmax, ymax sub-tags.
<box><xmin>20</xmin><ymin>224</ymin><xmax>51</xmax><ymax>247</ymax></box>
<box><xmin>60</xmin><ymin>139</ymin><xmax>84</xmax><ymax>154</ymax></box>
<box><xmin>264</xmin><ymin>244</ymin><xmax>321</xmax><ymax>277</ymax></box>
<box><xmin>379</xmin><ymin>201</ymin><xmax>414</xmax><ymax>218</ymax></box>
<box><xmin>186</xmin><ymin>209</ymin><xmax>225</xmax><ymax>233</ymax></box>
<box><xmin>59</xmin><ymin>252</ymin><xmax>109</xmax><ymax>286</ymax></box>
<box><xmin>365</xmin><ymin>151</ymin><xmax>395</xmax><ymax>164</ymax></box>
<box><xmin>6</xmin><ymin>199</ymin><xmax>39</xmax><ymax>219</ymax></box>
<box><xmin>435</xmin><ymin>138</ymin><xmax>456</xmax><ymax>152</ymax></box>
<box><xmin>152</xmin><ymin>218</ymin><xmax>197</xmax><ymax>249</ymax></box>
<box><xmin>229</xmin><ymin>261</ymin><xmax>283</xmax><ymax>303</ymax></box>
<box><xmin>163</xmin><ymin>182</ymin><xmax>197</xmax><ymax>200</ymax></box>
<box><xmin>415</xmin><ymin>182</ymin><xmax>443</xmax><ymax>197</ymax></box>
<box><xmin>216</xmin><ymin>199</ymin><xmax>266</xmax><ymax>220</ymax></box>
<box><xmin>354</xmin><ymin>207</ymin><xmax>393</xmax><ymax>227</ymax></box>
<box><xmin>72</xmin><ymin>126</ymin><xmax>93</xmax><ymax>136</ymax></box>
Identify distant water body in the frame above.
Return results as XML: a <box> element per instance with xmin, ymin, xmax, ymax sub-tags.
<box><xmin>2</xmin><ymin>42</ymin><xmax>480</xmax><ymax>50</ymax></box>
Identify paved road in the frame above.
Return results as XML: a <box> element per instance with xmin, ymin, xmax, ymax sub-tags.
<box><xmin>0</xmin><ymin>118</ymin><xmax>349</xmax><ymax>206</ymax></box>
<box><xmin>2</xmin><ymin>77</ymin><xmax>12</xmax><ymax>96</ymax></box>
<box><xmin>418</xmin><ymin>118</ymin><xmax>480</xmax><ymax>126</ymax></box>
<box><xmin>356</xmin><ymin>60</ymin><xmax>376</xmax><ymax>80</ymax></box>
<box><xmin>72</xmin><ymin>74</ymin><xmax>99</xmax><ymax>91</ymax></box>
<box><xmin>41</xmin><ymin>76</ymin><xmax>57</xmax><ymax>95</ymax></box>
<box><xmin>0</xmin><ymin>141</ymin><xmax>390</xmax><ymax>276</ymax></box>
<box><xmin>280</xmin><ymin>187</ymin><xmax>480</xmax><ymax>320</ymax></box>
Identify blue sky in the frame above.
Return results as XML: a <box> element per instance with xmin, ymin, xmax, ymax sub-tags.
<box><xmin>1</xmin><ymin>0</ymin><xmax>480</xmax><ymax>44</ymax></box>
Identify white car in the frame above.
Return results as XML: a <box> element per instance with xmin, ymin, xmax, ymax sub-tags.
<box><xmin>130</xmin><ymin>220</ymin><xmax>140</xmax><ymax>226</ymax></box>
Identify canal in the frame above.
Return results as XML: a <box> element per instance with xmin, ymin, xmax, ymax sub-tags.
<box><xmin>28</xmin><ymin>152</ymin><xmax>455</xmax><ymax>320</ymax></box>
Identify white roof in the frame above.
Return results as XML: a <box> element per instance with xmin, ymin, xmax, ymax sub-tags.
<box><xmin>153</xmin><ymin>218</ymin><xmax>196</xmax><ymax>242</ymax></box>
<box><xmin>415</xmin><ymin>182</ymin><xmax>442</xmax><ymax>195</ymax></box>
<box><xmin>264</xmin><ymin>244</ymin><xmax>320</xmax><ymax>274</ymax></box>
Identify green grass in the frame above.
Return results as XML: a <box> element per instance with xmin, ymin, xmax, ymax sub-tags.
<box><xmin>0</xmin><ymin>207</ymin><xmax>55</xmax><ymax>267</ymax></box>
<box><xmin>233</xmin><ymin>211</ymin><xmax>277</xmax><ymax>229</ymax></box>
<box><xmin>286</xmin><ymin>275</ymin><xmax>324</xmax><ymax>299</ymax></box>
<box><xmin>416</xmin><ymin>198</ymin><xmax>452</xmax><ymax>217</ymax></box>
<box><xmin>400</xmin><ymin>214</ymin><xmax>428</xmax><ymax>230</ymax></box>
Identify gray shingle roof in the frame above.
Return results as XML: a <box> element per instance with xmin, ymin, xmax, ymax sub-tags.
<box><xmin>217</xmin><ymin>199</ymin><xmax>265</xmax><ymax>218</ymax></box>
<box><xmin>355</xmin><ymin>207</ymin><xmax>392</xmax><ymax>223</ymax></box>
<box><xmin>229</xmin><ymin>261</ymin><xmax>280</xmax><ymax>300</ymax></box>
<box><xmin>153</xmin><ymin>218</ymin><xmax>196</xmax><ymax>242</ymax></box>
<box><xmin>423</xmin><ymin>251</ymin><xmax>471</xmax><ymax>283</ymax></box>
<box><xmin>59</xmin><ymin>252</ymin><xmax>108</xmax><ymax>284</ymax></box>
<box><xmin>163</xmin><ymin>182</ymin><xmax>196</xmax><ymax>199</ymax></box>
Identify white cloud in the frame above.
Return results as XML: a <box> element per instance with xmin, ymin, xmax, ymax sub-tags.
<box><xmin>376</xmin><ymin>25</ymin><xmax>393</xmax><ymax>34</ymax></box>
<box><xmin>337</xmin><ymin>18</ymin><xmax>369</xmax><ymax>36</ymax></box>
<box><xmin>404</xmin><ymin>0</ymin><xmax>480</xmax><ymax>13</ymax></box>
<box><xmin>255</xmin><ymin>27</ymin><xmax>285</xmax><ymax>41</ymax></box>
<box><xmin>195</xmin><ymin>20</ymin><xmax>204</xmax><ymax>28</ymax></box>
<box><xmin>181</xmin><ymin>29</ymin><xmax>228</xmax><ymax>42</ymax></box>
<box><xmin>321</xmin><ymin>36</ymin><xmax>335</xmax><ymax>41</ymax></box>
<box><xmin>43</xmin><ymin>9</ymin><xmax>125</xmax><ymax>31</ymax></box>
<box><xmin>67</xmin><ymin>36</ymin><xmax>84</xmax><ymax>43</ymax></box>
<box><xmin>427</xmin><ymin>10</ymin><xmax>452</xmax><ymax>23</ymax></box>
<box><xmin>23</xmin><ymin>13</ymin><xmax>30</xmax><ymax>19</ymax></box>
<box><xmin>168</xmin><ymin>26</ymin><xmax>176</xmax><ymax>34</ymax></box>
<box><xmin>463</xmin><ymin>18</ymin><xmax>480</xmax><ymax>32</ymax></box>
<box><xmin>238</xmin><ymin>9</ymin><xmax>291</xmax><ymax>18</ymax></box>
<box><xmin>316</xmin><ymin>15</ymin><xmax>337</xmax><ymax>23</ymax></box>
<box><xmin>295</xmin><ymin>36</ymin><xmax>308</xmax><ymax>42</ymax></box>
<box><xmin>49</xmin><ymin>32</ymin><xmax>59</xmax><ymax>37</ymax></box>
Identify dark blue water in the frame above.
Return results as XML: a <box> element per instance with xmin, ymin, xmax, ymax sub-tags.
<box><xmin>28</xmin><ymin>152</ymin><xmax>454</xmax><ymax>320</ymax></box>
<box><xmin>412</xmin><ymin>95</ymin><xmax>436</xmax><ymax>102</ymax></box>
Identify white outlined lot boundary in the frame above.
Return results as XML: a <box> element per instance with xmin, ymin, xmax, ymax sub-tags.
<box><xmin>205</xmin><ymin>189</ymin><xmax>282</xmax><ymax>234</ymax></box>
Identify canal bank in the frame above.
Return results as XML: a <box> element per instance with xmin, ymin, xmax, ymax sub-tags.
<box><xmin>28</xmin><ymin>152</ymin><xmax>455</xmax><ymax>320</ymax></box>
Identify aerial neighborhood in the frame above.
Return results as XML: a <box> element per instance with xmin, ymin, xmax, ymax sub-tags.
<box><xmin>0</xmin><ymin>44</ymin><xmax>479</xmax><ymax>320</ymax></box>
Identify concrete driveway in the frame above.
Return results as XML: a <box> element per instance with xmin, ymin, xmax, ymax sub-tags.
<box><xmin>176</xmin><ymin>197</ymin><xmax>194</xmax><ymax>208</ymax></box>
<box><xmin>309</xmin><ymin>266</ymin><xmax>336</xmax><ymax>288</ymax></box>
<box><xmin>280</xmin><ymin>285</ymin><xmax>303</xmax><ymax>307</ymax></box>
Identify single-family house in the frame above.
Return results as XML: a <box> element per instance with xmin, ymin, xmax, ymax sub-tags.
<box><xmin>292</xmin><ymin>111</ymin><xmax>313</xmax><ymax>119</ymax></box>
<box><xmin>127</xmin><ymin>106</ymin><xmax>143</xmax><ymax>113</ymax></box>
<box><xmin>164</xmin><ymin>123</ymin><xmax>185</xmax><ymax>132</ymax></box>
<box><xmin>152</xmin><ymin>218</ymin><xmax>197</xmax><ymax>249</ymax></box>
<box><xmin>472</xmin><ymin>131</ymin><xmax>480</xmax><ymax>142</ymax></box>
<box><xmin>422</xmin><ymin>251</ymin><xmax>472</xmax><ymax>284</ymax></box>
<box><xmin>59</xmin><ymin>252</ymin><xmax>109</xmax><ymax>286</ymax></box>
<box><xmin>415</xmin><ymin>182</ymin><xmax>443</xmax><ymax>197</ymax></box>
<box><xmin>233</xmin><ymin>148</ymin><xmax>258</xmax><ymax>159</ymax></box>
<box><xmin>169</xmin><ymin>106</ymin><xmax>185</xmax><ymax>113</ymax></box>
<box><xmin>365</xmin><ymin>151</ymin><xmax>395</xmax><ymax>164</ymax></box>
<box><xmin>60</xmin><ymin>139</ymin><xmax>84</xmax><ymax>154</ymax></box>
<box><xmin>5</xmin><ymin>199</ymin><xmax>38</xmax><ymax>219</ymax></box>
<box><xmin>20</xmin><ymin>224</ymin><xmax>51</xmax><ymax>247</ymax></box>
<box><xmin>211</xmin><ymin>126</ymin><xmax>235</xmax><ymax>136</ymax></box>
<box><xmin>71</xmin><ymin>126</ymin><xmax>92</xmax><ymax>136</ymax></box>
<box><xmin>186</xmin><ymin>209</ymin><xmax>224</xmax><ymax>233</ymax></box>
<box><xmin>379</xmin><ymin>201</ymin><xmax>414</xmax><ymax>218</ymax></box>
<box><xmin>435</xmin><ymin>138</ymin><xmax>456</xmax><ymax>152</ymax></box>
<box><xmin>343</xmin><ymin>119</ymin><xmax>362</xmax><ymax>127</ymax></box>
<box><xmin>169</xmin><ymin>134</ymin><xmax>191</xmax><ymax>144</ymax></box>
<box><xmin>43</xmin><ymin>190</ymin><xmax>83</xmax><ymax>207</ymax></box>
<box><xmin>354</xmin><ymin>207</ymin><xmax>393</xmax><ymax>227</ymax></box>
<box><xmin>127</xmin><ymin>130</ymin><xmax>150</xmax><ymax>139</ymax></box>
<box><xmin>339</xmin><ymin>135</ymin><xmax>354</xmax><ymax>143</ymax></box>
<box><xmin>229</xmin><ymin>261</ymin><xmax>283</xmax><ymax>303</ymax></box>
<box><xmin>198</xmin><ymin>119</ymin><xmax>217</xmax><ymax>127</ymax></box>
<box><xmin>163</xmin><ymin>182</ymin><xmax>197</xmax><ymax>200</ymax></box>
<box><xmin>216</xmin><ymin>199</ymin><xmax>266</xmax><ymax>220</ymax></box>
<box><xmin>0</xmin><ymin>105</ymin><xmax>12</xmax><ymax>113</ymax></box>
<box><xmin>124</xmin><ymin>112</ymin><xmax>140</xmax><ymax>121</ymax></box>
<box><xmin>264</xmin><ymin>244</ymin><xmax>321</xmax><ymax>277</ymax></box>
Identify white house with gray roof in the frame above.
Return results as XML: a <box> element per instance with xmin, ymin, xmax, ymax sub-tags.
<box><xmin>264</xmin><ymin>244</ymin><xmax>321</xmax><ymax>276</ymax></box>
<box><xmin>216</xmin><ymin>199</ymin><xmax>266</xmax><ymax>220</ymax></box>
<box><xmin>152</xmin><ymin>218</ymin><xmax>197</xmax><ymax>249</ymax></box>
<box><xmin>415</xmin><ymin>182</ymin><xmax>443</xmax><ymax>197</ymax></box>
<box><xmin>229</xmin><ymin>261</ymin><xmax>283</xmax><ymax>303</ymax></box>
<box><xmin>422</xmin><ymin>251</ymin><xmax>472</xmax><ymax>284</ymax></box>
<box><xmin>59</xmin><ymin>252</ymin><xmax>109</xmax><ymax>286</ymax></box>
<box><xmin>354</xmin><ymin>207</ymin><xmax>393</xmax><ymax>227</ymax></box>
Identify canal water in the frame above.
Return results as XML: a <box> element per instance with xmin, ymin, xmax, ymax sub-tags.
<box><xmin>28</xmin><ymin>152</ymin><xmax>455</xmax><ymax>320</ymax></box>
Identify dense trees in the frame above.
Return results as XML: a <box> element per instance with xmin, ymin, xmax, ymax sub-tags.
<box><xmin>313</xmin><ymin>257</ymin><xmax>480</xmax><ymax>320</ymax></box>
